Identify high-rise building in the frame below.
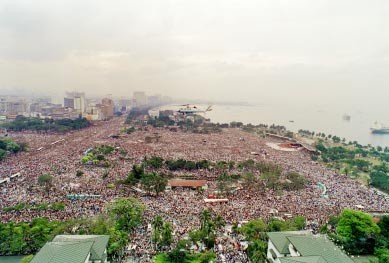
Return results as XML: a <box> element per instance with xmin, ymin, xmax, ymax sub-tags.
<box><xmin>100</xmin><ymin>98</ymin><xmax>115</xmax><ymax>119</ymax></box>
<box><xmin>148</xmin><ymin>94</ymin><xmax>162</xmax><ymax>106</ymax></box>
<box><xmin>118</xmin><ymin>98</ymin><xmax>131</xmax><ymax>112</ymax></box>
<box><xmin>133</xmin><ymin>91</ymin><xmax>147</xmax><ymax>107</ymax></box>
<box><xmin>64</xmin><ymin>92</ymin><xmax>86</xmax><ymax>114</ymax></box>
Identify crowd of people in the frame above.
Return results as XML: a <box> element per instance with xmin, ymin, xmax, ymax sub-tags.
<box><xmin>0</xmin><ymin>116</ymin><xmax>388</xmax><ymax>262</ymax></box>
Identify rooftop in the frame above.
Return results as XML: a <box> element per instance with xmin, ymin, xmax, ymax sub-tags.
<box><xmin>268</xmin><ymin>231</ymin><xmax>353</xmax><ymax>263</ymax></box>
<box><xmin>168</xmin><ymin>179</ymin><xmax>207</xmax><ymax>188</ymax></box>
<box><xmin>52</xmin><ymin>235</ymin><xmax>109</xmax><ymax>261</ymax></box>
<box><xmin>30</xmin><ymin>241</ymin><xmax>93</xmax><ymax>263</ymax></box>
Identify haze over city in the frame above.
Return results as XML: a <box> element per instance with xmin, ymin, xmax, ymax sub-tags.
<box><xmin>1</xmin><ymin>0</ymin><xmax>389</xmax><ymax>105</ymax></box>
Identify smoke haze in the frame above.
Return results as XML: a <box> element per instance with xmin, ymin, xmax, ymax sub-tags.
<box><xmin>0</xmin><ymin>0</ymin><xmax>388</xmax><ymax>106</ymax></box>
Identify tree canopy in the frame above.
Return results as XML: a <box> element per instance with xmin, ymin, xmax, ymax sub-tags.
<box><xmin>336</xmin><ymin>209</ymin><xmax>380</xmax><ymax>254</ymax></box>
<box><xmin>107</xmin><ymin>197</ymin><xmax>145</xmax><ymax>232</ymax></box>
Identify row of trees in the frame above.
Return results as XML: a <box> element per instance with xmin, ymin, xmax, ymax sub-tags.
<box><xmin>1</xmin><ymin>202</ymin><xmax>65</xmax><ymax>212</ymax></box>
<box><xmin>2</xmin><ymin>116</ymin><xmax>90</xmax><ymax>132</ymax></box>
<box><xmin>315</xmin><ymin>141</ymin><xmax>389</xmax><ymax>193</ymax></box>
<box><xmin>143</xmin><ymin>156</ymin><xmax>232</xmax><ymax>171</ymax></box>
<box><xmin>143</xmin><ymin>156</ymin><xmax>284</xmax><ymax>173</ymax></box>
<box><xmin>146</xmin><ymin>114</ymin><xmax>223</xmax><ymax>134</ymax></box>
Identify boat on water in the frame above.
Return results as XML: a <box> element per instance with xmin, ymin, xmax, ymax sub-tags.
<box><xmin>371</xmin><ymin>122</ymin><xmax>389</xmax><ymax>134</ymax></box>
<box><xmin>342</xmin><ymin>114</ymin><xmax>351</xmax><ymax>121</ymax></box>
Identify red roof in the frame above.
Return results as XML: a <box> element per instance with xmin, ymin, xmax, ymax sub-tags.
<box><xmin>168</xmin><ymin>179</ymin><xmax>207</xmax><ymax>188</ymax></box>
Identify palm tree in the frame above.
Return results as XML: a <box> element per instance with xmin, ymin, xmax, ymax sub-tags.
<box><xmin>214</xmin><ymin>215</ymin><xmax>225</xmax><ymax>229</ymax></box>
<box><xmin>248</xmin><ymin>239</ymin><xmax>269</xmax><ymax>263</ymax></box>
<box><xmin>200</xmin><ymin>209</ymin><xmax>211</xmax><ymax>231</ymax></box>
<box><xmin>161</xmin><ymin>222</ymin><xmax>173</xmax><ymax>247</ymax></box>
<box><xmin>152</xmin><ymin>215</ymin><xmax>163</xmax><ymax>249</ymax></box>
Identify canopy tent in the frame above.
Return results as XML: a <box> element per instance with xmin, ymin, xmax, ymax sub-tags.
<box><xmin>66</xmin><ymin>194</ymin><xmax>101</xmax><ymax>200</ymax></box>
<box><xmin>204</xmin><ymin>198</ymin><xmax>228</xmax><ymax>203</ymax></box>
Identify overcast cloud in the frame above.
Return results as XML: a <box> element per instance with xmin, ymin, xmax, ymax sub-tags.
<box><xmin>0</xmin><ymin>0</ymin><xmax>388</xmax><ymax>104</ymax></box>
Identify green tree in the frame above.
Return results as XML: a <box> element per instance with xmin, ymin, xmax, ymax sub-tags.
<box><xmin>261</xmin><ymin>173</ymin><xmax>279</xmax><ymax>191</ymax></box>
<box><xmin>152</xmin><ymin>215</ymin><xmax>164</xmax><ymax>247</ymax></box>
<box><xmin>161</xmin><ymin>222</ymin><xmax>173</xmax><ymax>247</ymax></box>
<box><xmin>107</xmin><ymin>198</ymin><xmax>145</xmax><ymax>232</ymax></box>
<box><xmin>216</xmin><ymin>173</ymin><xmax>232</xmax><ymax>196</ymax></box>
<box><xmin>144</xmin><ymin>156</ymin><xmax>164</xmax><ymax>169</ymax></box>
<box><xmin>214</xmin><ymin>215</ymin><xmax>225</xmax><ymax>229</ymax></box>
<box><xmin>247</xmin><ymin>239</ymin><xmax>268</xmax><ymax>263</ymax></box>
<box><xmin>375</xmin><ymin>248</ymin><xmax>389</xmax><ymax>263</ymax></box>
<box><xmin>141</xmin><ymin>173</ymin><xmax>167</xmax><ymax>196</ymax></box>
<box><xmin>154</xmin><ymin>174</ymin><xmax>168</xmax><ymax>196</ymax></box>
<box><xmin>242</xmin><ymin>172</ymin><xmax>259</xmax><ymax>190</ymax></box>
<box><xmin>336</xmin><ymin>209</ymin><xmax>380</xmax><ymax>254</ymax></box>
<box><xmin>240</xmin><ymin>219</ymin><xmax>267</xmax><ymax>240</ymax></box>
<box><xmin>37</xmin><ymin>174</ymin><xmax>53</xmax><ymax>194</ymax></box>
<box><xmin>292</xmin><ymin>216</ymin><xmax>306</xmax><ymax>230</ymax></box>
<box><xmin>201</xmin><ymin>209</ymin><xmax>212</xmax><ymax>231</ymax></box>
<box><xmin>168</xmin><ymin>247</ymin><xmax>188</xmax><ymax>263</ymax></box>
<box><xmin>200</xmin><ymin>251</ymin><xmax>216</xmax><ymax>263</ymax></box>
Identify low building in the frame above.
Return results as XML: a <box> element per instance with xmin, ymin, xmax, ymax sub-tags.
<box><xmin>267</xmin><ymin>231</ymin><xmax>353</xmax><ymax>263</ymax></box>
<box><xmin>31</xmin><ymin>235</ymin><xmax>109</xmax><ymax>263</ymax></box>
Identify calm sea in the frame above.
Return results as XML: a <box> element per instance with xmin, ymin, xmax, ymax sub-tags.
<box><xmin>159</xmin><ymin>102</ymin><xmax>389</xmax><ymax>147</ymax></box>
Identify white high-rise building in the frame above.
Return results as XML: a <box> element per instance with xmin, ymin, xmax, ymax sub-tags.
<box><xmin>64</xmin><ymin>92</ymin><xmax>86</xmax><ymax>114</ymax></box>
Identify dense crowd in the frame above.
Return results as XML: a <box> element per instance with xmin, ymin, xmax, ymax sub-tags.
<box><xmin>0</xmin><ymin>116</ymin><xmax>388</xmax><ymax>262</ymax></box>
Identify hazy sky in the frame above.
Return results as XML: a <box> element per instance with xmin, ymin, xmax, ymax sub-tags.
<box><xmin>0</xmin><ymin>0</ymin><xmax>388</xmax><ymax>105</ymax></box>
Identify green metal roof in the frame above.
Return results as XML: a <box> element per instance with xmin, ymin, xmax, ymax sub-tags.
<box><xmin>287</xmin><ymin>236</ymin><xmax>354</xmax><ymax>263</ymax></box>
<box><xmin>52</xmin><ymin>235</ymin><xmax>109</xmax><ymax>261</ymax></box>
<box><xmin>31</xmin><ymin>241</ymin><xmax>93</xmax><ymax>263</ymax></box>
<box><xmin>267</xmin><ymin>231</ymin><xmax>311</xmax><ymax>255</ymax></box>
<box><xmin>280</xmin><ymin>256</ymin><xmax>328</xmax><ymax>263</ymax></box>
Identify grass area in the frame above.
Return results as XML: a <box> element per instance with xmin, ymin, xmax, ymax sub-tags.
<box><xmin>351</xmin><ymin>255</ymin><xmax>377</xmax><ymax>263</ymax></box>
<box><xmin>356</xmin><ymin>172</ymin><xmax>371</xmax><ymax>186</ymax></box>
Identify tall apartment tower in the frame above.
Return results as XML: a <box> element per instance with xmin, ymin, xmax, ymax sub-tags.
<box><xmin>64</xmin><ymin>92</ymin><xmax>86</xmax><ymax>114</ymax></box>
<box><xmin>101</xmin><ymin>98</ymin><xmax>115</xmax><ymax>119</ymax></box>
<box><xmin>133</xmin><ymin>91</ymin><xmax>147</xmax><ymax>107</ymax></box>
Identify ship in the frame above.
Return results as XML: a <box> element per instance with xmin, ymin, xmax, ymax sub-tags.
<box><xmin>342</xmin><ymin>114</ymin><xmax>351</xmax><ymax>121</ymax></box>
<box><xmin>371</xmin><ymin>122</ymin><xmax>389</xmax><ymax>134</ymax></box>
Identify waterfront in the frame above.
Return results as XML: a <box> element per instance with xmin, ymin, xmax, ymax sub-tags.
<box><xmin>164</xmin><ymin>101</ymin><xmax>389</xmax><ymax>147</ymax></box>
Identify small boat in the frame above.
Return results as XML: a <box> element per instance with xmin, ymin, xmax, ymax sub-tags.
<box><xmin>289</xmin><ymin>120</ymin><xmax>294</xmax><ymax>123</ymax></box>
<box><xmin>371</xmin><ymin>122</ymin><xmax>389</xmax><ymax>134</ymax></box>
<box><xmin>342</xmin><ymin>114</ymin><xmax>351</xmax><ymax>121</ymax></box>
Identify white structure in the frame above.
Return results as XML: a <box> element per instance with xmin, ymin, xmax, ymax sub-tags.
<box><xmin>64</xmin><ymin>92</ymin><xmax>86</xmax><ymax>114</ymax></box>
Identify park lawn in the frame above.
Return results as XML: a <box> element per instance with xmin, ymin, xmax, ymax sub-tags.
<box><xmin>356</xmin><ymin>172</ymin><xmax>371</xmax><ymax>186</ymax></box>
